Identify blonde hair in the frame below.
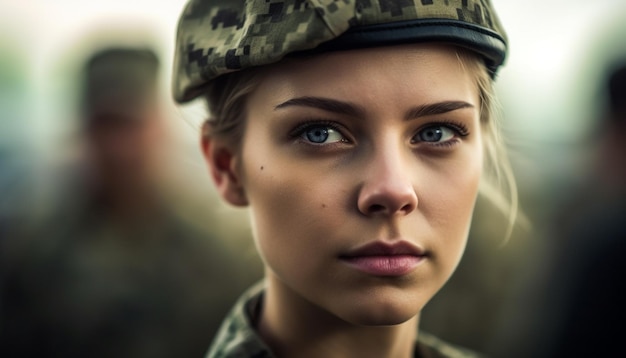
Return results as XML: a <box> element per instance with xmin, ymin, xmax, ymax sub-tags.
<box><xmin>203</xmin><ymin>48</ymin><xmax>519</xmax><ymax>240</ymax></box>
<box><xmin>202</xmin><ymin>68</ymin><xmax>261</xmax><ymax>143</ymax></box>
<box><xmin>456</xmin><ymin>50</ymin><xmax>520</xmax><ymax>241</ymax></box>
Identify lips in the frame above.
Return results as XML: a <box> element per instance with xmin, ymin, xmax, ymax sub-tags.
<box><xmin>339</xmin><ymin>241</ymin><xmax>427</xmax><ymax>277</ymax></box>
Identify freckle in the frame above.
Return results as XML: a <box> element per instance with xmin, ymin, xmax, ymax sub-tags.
<box><xmin>322</xmin><ymin>204</ymin><xmax>327</xmax><ymax>208</ymax></box>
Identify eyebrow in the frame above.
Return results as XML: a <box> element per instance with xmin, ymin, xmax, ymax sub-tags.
<box><xmin>275</xmin><ymin>96</ymin><xmax>365</xmax><ymax>118</ymax></box>
<box><xmin>275</xmin><ymin>96</ymin><xmax>474</xmax><ymax>120</ymax></box>
<box><xmin>404</xmin><ymin>101</ymin><xmax>474</xmax><ymax>120</ymax></box>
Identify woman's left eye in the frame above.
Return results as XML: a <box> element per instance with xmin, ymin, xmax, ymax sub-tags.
<box><xmin>301</xmin><ymin>125</ymin><xmax>345</xmax><ymax>144</ymax></box>
<box><xmin>413</xmin><ymin>125</ymin><xmax>456</xmax><ymax>144</ymax></box>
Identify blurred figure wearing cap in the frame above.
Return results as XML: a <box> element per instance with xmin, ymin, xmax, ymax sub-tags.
<box><xmin>597</xmin><ymin>65</ymin><xmax>626</xmax><ymax>190</ymax></box>
<box><xmin>544</xmin><ymin>63</ymin><xmax>626</xmax><ymax>357</ymax></box>
<box><xmin>172</xmin><ymin>1</ymin><xmax>515</xmax><ymax>357</ymax></box>
<box><xmin>0</xmin><ymin>47</ymin><xmax>252</xmax><ymax>358</ymax></box>
<box><xmin>493</xmin><ymin>63</ymin><xmax>626</xmax><ymax>358</ymax></box>
<box><xmin>81</xmin><ymin>48</ymin><xmax>164</xmax><ymax>222</ymax></box>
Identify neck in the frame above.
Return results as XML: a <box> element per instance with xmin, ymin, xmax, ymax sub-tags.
<box><xmin>258</xmin><ymin>273</ymin><xmax>419</xmax><ymax>358</ymax></box>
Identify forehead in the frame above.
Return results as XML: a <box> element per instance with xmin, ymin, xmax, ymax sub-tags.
<box><xmin>249</xmin><ymin>44</ymin><xmax>479</xmax><ymax>111</ymax></box>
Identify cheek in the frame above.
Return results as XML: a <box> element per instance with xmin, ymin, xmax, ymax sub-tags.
<box><xmin>433</xmin><ymin>154</ymin><xmax>482</xmax><ymax>222</ymax></box>
<box><xmin>443</xmin><ymin>170</ymin><xmax>480</xmax><ymax>255</ymax></box>
<box><xmin>430</xmin><ymin>132</ymin><xmax>483</xmax><ymax>210</ymax></box>
<box><xmin>240</xmin><ymin>142</ymin><xmax>345</xmax><ymax>276</ymax></box>
<box><xmin>422</xmin><ymin>145</ymin><xmax>483</xmax><ymax>266</ymax></box>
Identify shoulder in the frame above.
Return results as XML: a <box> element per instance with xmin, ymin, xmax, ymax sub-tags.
<box><xmin>415</xmin><ymin>331</ymin><xmax>485</xmax><ymax>358</ymax></box>
<box><xmin>206</xmin><ymin>282</ymin><xmax>274</xmax><ymax>358</ymax></box>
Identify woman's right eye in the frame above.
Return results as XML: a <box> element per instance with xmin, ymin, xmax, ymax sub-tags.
<box><xmin>298</xmin><ymin>125</ymin><xmax>346</xmax><ymax>144</ymax></box>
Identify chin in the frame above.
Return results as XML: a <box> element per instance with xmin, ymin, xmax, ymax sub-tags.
<box><xmin>338</xmin><ymin>299</ymin><xmax>422</xmax><ymax>326</ymax></box>
<box><xmin>353</xmin><ymin>314</ymin><xmax>416</xmax><ymax>327</ymax></box>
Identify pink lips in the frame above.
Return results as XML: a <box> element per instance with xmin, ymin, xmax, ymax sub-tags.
<box><xmin>339</xmin><ymin>241</ymin><xmax>427</xmax><ymax>277</ymax></box>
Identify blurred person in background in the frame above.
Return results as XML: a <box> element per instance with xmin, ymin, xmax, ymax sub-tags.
<box><xmin>595</xmin><ymin>65</ymin><xmax>626</xmax><ymax>193</ymax></box>
<box><xmin>80</xmin><ymin>48</ymin><xmax>166</xmax><ymax>228</ymax></box>
<box><xmin>0</xmin><ymin>46</ymin><xmax>258</xmax><ymax>358</ymax></box>
<box><xmin>492</xmin><ymin>62</ymin><xmax>626</xmax><ymax>358</ymax></box>
<box><xmin>534</xmin><ymin>63</ymin><xmax>626</xmax><ymax>358</ymax></box>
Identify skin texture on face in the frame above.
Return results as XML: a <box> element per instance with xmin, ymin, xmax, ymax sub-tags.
<box><xmin>207</xmin><ymin>44</ymin><xmax>484</xmax><ymax>356</ymax></box>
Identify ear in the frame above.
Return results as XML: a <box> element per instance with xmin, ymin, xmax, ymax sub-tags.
<box><xmin>201</xmin><ymin>124</ymin><xmax>248</xmax><ymax>206</ymax></box>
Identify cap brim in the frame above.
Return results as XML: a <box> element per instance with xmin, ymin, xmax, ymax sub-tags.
<box><xmin>295</xmin><ymin>19</ymin><xmax>506</xmax><ymax>78</ymax></box>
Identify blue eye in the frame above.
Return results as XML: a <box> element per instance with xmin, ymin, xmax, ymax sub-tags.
<box><xmin>415</xmin><ymin>126</ymin><xmax>455</xmax><ymax>143</ymax></box>
<box><xmin>302</xmin><ymin>126</ymin><xmax>344</xmax><ymax>144</ymax></box>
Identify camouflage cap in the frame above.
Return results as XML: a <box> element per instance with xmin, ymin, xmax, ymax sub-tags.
<box><xmin>173</xmin><ymin>0</ymin><xmax>508</xmax><ymax>103</ymax></box>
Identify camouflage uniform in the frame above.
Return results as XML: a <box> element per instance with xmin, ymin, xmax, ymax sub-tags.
<box><xmin>206</xmin><ymin>283</ymin><xmax>484</xmax><ymax>358</ymax></box>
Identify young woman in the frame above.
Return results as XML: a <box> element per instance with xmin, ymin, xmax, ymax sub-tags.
<box><xmin>172</xmin><ymin>1</ymin><xmax>514</xmax><ymax>357</ymax></box>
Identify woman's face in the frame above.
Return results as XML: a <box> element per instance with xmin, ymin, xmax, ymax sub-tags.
<box><xmin>234</xmin><ymin>44</ymin><xmax>483</xmax><ymax>325</ymax></box>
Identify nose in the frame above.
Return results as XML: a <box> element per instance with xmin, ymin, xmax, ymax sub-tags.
<box><xmin>357</xmin><ymin>147</ymin><xmax>418</xmax><ymax>217</ymax></box>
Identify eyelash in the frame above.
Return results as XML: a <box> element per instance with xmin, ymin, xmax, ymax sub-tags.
<box><xmin>288</xmin><ymin>119</ymin><xmax>470</xmax><ymax>146</ymax></box>
<box><xmin>288</xmin><ymin>119</ymin><xmax>347</xmax><ymax>142</ymax></box>
<box><xmin>431</xmin><ymin>120</ymin><xmax>470</xmax><ymax>137</ymax></box>
<box><xmin>413</xmin><ymin>120</ymin><xmax>470</xmax><ymax>147</ymax></box>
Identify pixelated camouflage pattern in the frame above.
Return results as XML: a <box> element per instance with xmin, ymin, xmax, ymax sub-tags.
<box><xmin>173</xmin><ymin>0</ymin><xmax>507</xmax><ymax>103</ymax></box>
<box><xmin>206</xmin><ymin>283</ymin><xmax>483</xmax><ymax>358</ymax></box>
